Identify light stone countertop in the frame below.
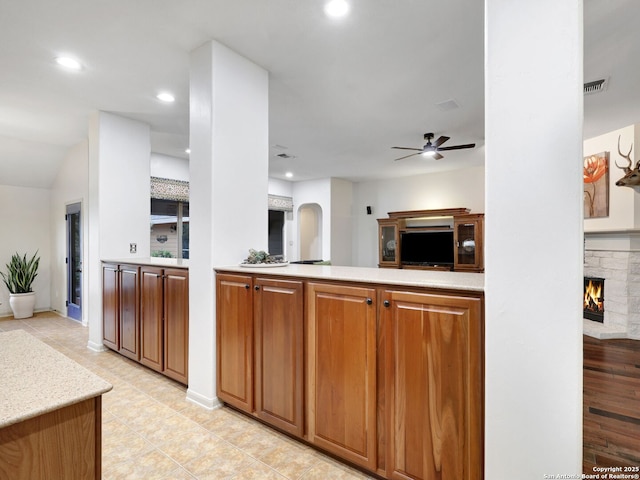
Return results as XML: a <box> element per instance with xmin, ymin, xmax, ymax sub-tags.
<box><xmin>215</xmin><ymin>264</ymin><xmax>484</xmax><ymax>292</ymax></box>
<box><xmin>0</xmin><ymin>330</ymin><xmax>112</xmax><ymax>429</ymax></box>
<box><xmin>102</xmin><ymin>257</ymin><xmax>189</xmax><ymax>268</ymax></box>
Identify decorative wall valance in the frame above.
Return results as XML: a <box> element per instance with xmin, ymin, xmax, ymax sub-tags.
<box><xmin>268</xmin><ymin>194</ymin><xmax>293</xmax><ymax>212</ymax></box>
<box><xmin>150</xmin><ymin>176</ymin><xmax>189</xmax><ymax>202</ymax></box>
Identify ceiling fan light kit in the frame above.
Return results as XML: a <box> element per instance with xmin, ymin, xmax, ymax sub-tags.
<box><xmin>392</xmin><ymin>132</ymin><xmax>475</xmax><ymax>161</ymax></box>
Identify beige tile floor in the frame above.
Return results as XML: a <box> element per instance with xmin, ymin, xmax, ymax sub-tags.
<box><xmin>0</xmin><ymin>312</ymin><xmax>375</xmax><ymax>480</ymax></box>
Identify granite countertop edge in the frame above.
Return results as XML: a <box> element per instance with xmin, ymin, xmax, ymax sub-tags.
<box><xmin>0</xmin><ymin>330</ymin><xmax>112</xmax><ymax>429</ymax></box>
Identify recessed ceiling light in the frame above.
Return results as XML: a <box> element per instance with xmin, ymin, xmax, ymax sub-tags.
<box><xmin>156</xmin><ymin>92</ymin><xmax>175</xmax><ymax>103</ymax></box>
<box><xmin>55</xmin><ymin>56</ymin><xmax>82</xmax><ymax>71</ymax></box>
<box><xmin>324</xmin><ymin>0</ymin><xmax>349</xmax><ymax>17</ymax></box>
<box><xmin>285</xmin><ymin>172</ymin><xmax>294</xmax><ymax>178</ymax></box>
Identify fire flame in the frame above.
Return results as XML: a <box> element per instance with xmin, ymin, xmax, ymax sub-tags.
<box><xmin>584</xmin><ymin>280</ymin><xmax>604</xmax><ymax>312</ymax></box>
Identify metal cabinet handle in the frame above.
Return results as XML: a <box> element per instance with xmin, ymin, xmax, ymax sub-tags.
<box><xmin>366</xmin><ymin>298</ymin><xmax>373</xmax><ymax>305</ymax></box>
<box><xmin>255</xmin><ymin>285</ymin><xmax>260</xmax><ymax>291</ymax></box>
<box><xmin>245</xmin><ymin>284</ymin><xmax>250</xmax><ymax>289</ymax></box>
<box><xmin>383</xmin><ymin>300</ymin><xmax>390</xmax><ymax>307</ymax></box>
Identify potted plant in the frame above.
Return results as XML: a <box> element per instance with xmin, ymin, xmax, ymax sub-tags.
<box><xmin>1</xmin><ymin>251</ymin><xmax>40</xmax><ymax>319</ymax></box>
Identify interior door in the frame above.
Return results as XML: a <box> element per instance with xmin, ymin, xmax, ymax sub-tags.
<box><xmin>66</xmin><ymin>203</ymin><xmax>82</xmax><ymax>321</ymax></box>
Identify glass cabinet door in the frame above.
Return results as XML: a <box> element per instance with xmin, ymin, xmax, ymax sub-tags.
<box><xmin>378</xmin><ymin>219</ymin><xmax>400</xmax><ymax>267</ymax></box>
<box><xmin>454</xmin><ymin>214</ymin><xmax>484</xmax><ymax>271</ymax></box>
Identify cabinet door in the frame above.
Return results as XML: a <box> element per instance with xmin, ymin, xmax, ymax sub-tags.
<box><xmin>216</xmin><ymin>273</ymin><xmax>253</xmax><ymax>412</ymax></box>
<box><xmin>378</xmin><ymin>219</ymin><xmax>401</xmax><ymax>268</ymax></box>
<box><xmin>118</xmin><ymin>265</ymin><xmax>139</xmax><ymax>360</ymax></box>
<box><xmin>164</xmin><ymin>268</ymin><xmax>189</xmax><ymax>385</ymax></box>
<box><xmin>454</xmin><ymin>215</ymin><xmax>484</xmax><ymax>272</ymax></box>
<box><xmin>140</xmin><ymin>266</ymin><xmax>164</xmax><ymax>373</ymax></box>
<box><xmin>306</xmin><ymin>282</ymin><xmax>377</xmax><ymax>471</ymax></box>
<box><xmin>102</xmin><ymin>264</ymin><xmax>119</xmax><ymax>351</ymax></box>
<box><xmin>382</xmin><ymin>290</ymin><xmax>483</xmax><ymax>480</ymax></box>
<box><xmin>254</xmin><ymin>277</ymin><xmax>304</xmax><ymax>437</ymax></box>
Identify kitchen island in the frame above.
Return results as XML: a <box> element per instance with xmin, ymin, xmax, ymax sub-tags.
<box><xmin>215</xmin><ymin>264</ymin><xmax>484</xmax><ymax>480</ymax></box>
<box><xmin>0</xmin><ymin>329</ymin><xmax>112</xmax><ymax>479</ymax></box>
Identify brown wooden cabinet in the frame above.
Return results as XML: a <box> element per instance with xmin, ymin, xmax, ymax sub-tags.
<box><xmin>306</xmin><ymin>282</ymin><xmax>378</xmax><ymax>472</ymax></box>
<box><xmin>215</xmin><ymin>269</ymin><xmax>484</xmax><ymax>480</ymax></box>
<box><xmin>103</xmin><ymin>262</ymin><xmax>188</xmax><ymax>385</ymax></box>
<box><xmin>140</xmin><ymin>267</ymin><xmax>164</xmax><ymax>372</ymax></box>
<box><xmin>454</xmin><ymin>214</ymin><xmax>484</xmax><ymax>272</ymax></box>
<box><xmin>163</xmin><ymin>268</ymin><xmax>189</xmax><ymax>384</ymax></box>
<box><xmin>216</xmin><ymin>273</ymin><xmax>305</xmax><ymax>437</ymax></box>
<box><xmin>101</xmin><ymin>263</ymin><xmax>139</xmax><ymax>360</ymax></box>
<box><xmin>381</xmin><ymin>289</ymin><xmax>484</xmax><ymax>480</ymax></box>
<box><xmin>102</xmin><ymin>263</ymin><xmax>119</xmax><ymax>351</ymax></box>
<box><xmin>119</xmin><ymin>265</ymin><xmax>140</xmax><ymax>361</ymax></box>
<box><xmin>254</xmin><ymin>277</ymin><xmax>304</xmax><ymax>437</ymax></box>
<box><xmin>216</xmin><ymin>273</ymin><xmax>254</xmax><ymax>413</ymax></box>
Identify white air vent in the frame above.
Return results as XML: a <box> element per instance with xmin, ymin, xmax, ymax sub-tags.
<box><xmin>584</xmin><ymin>78</ymin><xmax>608</xmax><ymax>95</ymax></box>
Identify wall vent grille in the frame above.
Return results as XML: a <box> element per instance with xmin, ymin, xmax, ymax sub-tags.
<box><xmin>584</xmin><ymin>78</ymin><xmax>608</xmax><ymax>95</ymax></box>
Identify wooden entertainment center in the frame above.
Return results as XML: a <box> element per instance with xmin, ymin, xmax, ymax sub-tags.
<box><xmin>377</xmin><ymin>208</ymin><xmax>484</xmax><ymax>272</ymax></box>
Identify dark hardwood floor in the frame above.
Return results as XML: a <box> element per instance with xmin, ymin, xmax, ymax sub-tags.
<box><xmin>583</xmin><ymin>335</ymin><xmax>640</xmax><ymax>473</ymax></box>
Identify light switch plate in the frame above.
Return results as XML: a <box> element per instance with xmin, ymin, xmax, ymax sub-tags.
<box><xmin>129</xmin><ymin>243</ymin><xmax>137</xmax><ymax>254</ymax></box>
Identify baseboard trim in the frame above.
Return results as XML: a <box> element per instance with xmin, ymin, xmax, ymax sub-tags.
<box><xmin>186</xmin><ymin>389</ymin><xmax>222</xmax><ymax>410</ymax></box>
<box><xmin>86</xmin><ymin>340</ymin><xmax>107</xmax><ymax>352</ymax></box>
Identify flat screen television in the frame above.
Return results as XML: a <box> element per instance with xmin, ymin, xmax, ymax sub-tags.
<box><xmin>400</xmin><ymin>230</ymin><xmax>454</xmax><ymax>266</ymax></box>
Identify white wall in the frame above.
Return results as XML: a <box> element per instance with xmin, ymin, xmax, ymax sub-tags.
<box><xmin>87</xmin><ymin>111</ymin><xmax>151</xmax><ymax>351</ymax></box>
<box><xmin>330</xmin><ymin>178</ymin><xmax>353</xmax><ymax>266</ymax></box>
<box><xmin>151</xmin><ymin>153</ymin><xmax>189</xmax><ymax>181</ymax></box>
<box><xmin>0</xmin><ymin>185</ymin><xmax>51</xmax><ymax>316</ymax></box>
<box><xmin>351</xmin><ymin>166</ymin><xmax>485</xmax><ymax>267</ymax></box>
<box><xmin>485</xmin><ymin>0</ymin><xmax>583</xmax><ymax>477</ymax></box>
<box><xmin>49</xmin><ymin>141</ymin><xmax>89</xmax><ymax>321</ymax></box>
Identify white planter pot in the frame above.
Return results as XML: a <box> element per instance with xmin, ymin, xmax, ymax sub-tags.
<box><xmin>9</xmin><ymin>292</ymin><xmax>36</xmax><ymax>319</ymax></box>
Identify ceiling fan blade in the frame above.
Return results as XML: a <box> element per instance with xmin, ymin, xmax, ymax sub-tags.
<box><xmin>394</xmin><ymin>152</ymin><xmax>422</xmax><ymax>161</ymax></box>
<box><xmin>433</xmin><ymin>136</ymin><xmax>450</xmax><ymax>147</ymax></box>
<box><xmin>437</xmin><ymin>143</ymin><xmax>476</xmax><ymax>151</ymax></box>
<box><xmin>392</xmin><ymin>146</ymin><xmax>422</xmax><ymax>151</ymax></box>
<box><xmin>433</xmin><ymin>152</ymin><xmax>444</xmax><ymax>160</ymax></box>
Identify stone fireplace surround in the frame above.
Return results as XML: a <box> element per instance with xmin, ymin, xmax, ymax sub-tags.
<box><xmin>584</xmin><ymin>230</ymin><xmax>640</xmax><ymax>339</ymax></box>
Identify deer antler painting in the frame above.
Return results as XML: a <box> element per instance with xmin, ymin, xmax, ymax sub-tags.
<box><xmin>614</xmin><ymin>135</ymin><xmax>640</xmax><ymax>192</ymax></box>
<box><xmin>583</xmin><ymin>151</ymin><xmax>609</xmax><ymax>218</ymax></box>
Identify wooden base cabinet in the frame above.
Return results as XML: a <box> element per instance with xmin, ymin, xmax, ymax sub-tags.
<box><xmin>306</xmin><ymin>282</ymin><xmax>378</xmax><ymax>472</ymax></box>
<box><xmin>163</xmin><ymin>268</ymin><xmax>189</xmax><ymax>384</ymax></box>
<box><xmin>215</xmin><ymin>270</ymin><xmax>484</xmax><ymax>480</ymax></box>
<box><xmin>254</xmin><ymin>277</ymin><xmax>304</xmax><ymax>437</ymax></box>
<box><xmin>381</xmin><ymin>289</ymin><xmax>484</xmax><ymax>480</ymax></box>
<box><xmin>216</xmin><ymin>273</ymin><xmax>254</xmax><ymax>413</ymax></box>
<box><xmin>140</xmin><ymin>267</ymin><xmax>164</xmax><ymax>372</ymax></box>
<box><xmin>103</xmin><ymin>262</ymin><xmax>188</xmax><ymax>385</ymax></box>
<box><xmin>216</xmin><ymin>273</ymin><xmax>305</xmax><ymax>437</ymax></box>
<box><xmin>102</xmin><ymin>263</ymin><xmax>140</xmax><ymax>361</ymax></box>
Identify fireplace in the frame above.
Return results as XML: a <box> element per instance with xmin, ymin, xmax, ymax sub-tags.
<box><xmin>584</xmin><ymin>277</ymin><xmax>604</xmax><ymax>323</ymax></box>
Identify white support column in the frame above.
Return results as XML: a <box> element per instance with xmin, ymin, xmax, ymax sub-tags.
<box><xmin>187</xmin><ymin>41</ymin><xmax>269</xmax><ymax>408</ymax></box>
<box><xmin>485</xmin><ymin>0</ymin><xmax>584</xmax><ymax>477</ymax></box>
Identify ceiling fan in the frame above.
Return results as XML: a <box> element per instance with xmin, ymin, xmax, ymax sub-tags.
<box><xmin>392</xmin><ymin>133</ymin><xmax>476</xmax><ymax>161</ymax></box>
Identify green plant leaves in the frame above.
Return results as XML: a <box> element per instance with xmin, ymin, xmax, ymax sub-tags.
<box><xmin>0</xmin><ymin>251</ymin><xmax>40</xmax><ymax>294</ymax></box>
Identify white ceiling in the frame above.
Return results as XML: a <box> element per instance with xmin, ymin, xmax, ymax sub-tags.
<box><xmin>0</xmin><ymin>0</ymin><xmax>638</xmax><ymax>188</ymax></box>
